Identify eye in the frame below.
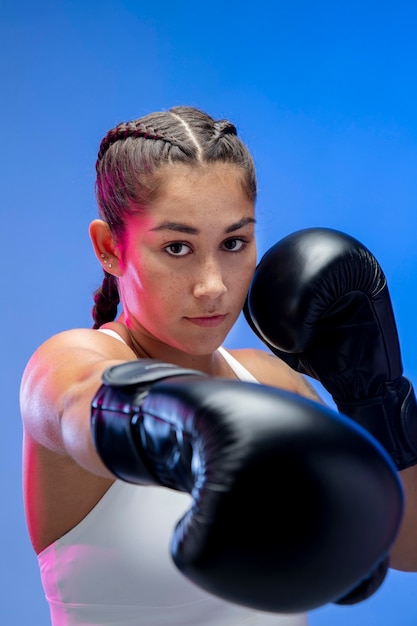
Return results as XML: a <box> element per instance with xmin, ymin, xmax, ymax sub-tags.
<box><xmin>165</xmin><ymin>242</ymin><xmax>191</xmax><ymax>257</ymax></box>
<box><xmin>222</xmin><ymin>238</ymin><xmax>245</xmax><ymax>252</ymax></box>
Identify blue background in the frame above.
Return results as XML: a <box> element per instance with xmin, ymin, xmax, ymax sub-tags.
<box><xmin>1</xmin><ymin>1</ymin><xmax>417</xmax><ymax>623</ymax></box>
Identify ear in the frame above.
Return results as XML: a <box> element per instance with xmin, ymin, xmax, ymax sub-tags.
<box><xmin>89</xmin><ymin>219</ymin><xmax>123</xmax><ymax>277</ymax></box>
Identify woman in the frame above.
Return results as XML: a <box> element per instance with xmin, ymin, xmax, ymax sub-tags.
<box><xmin>19</xmin><ymin>106</ymin><xmax>409</xmax><ymax>625</ymax></box>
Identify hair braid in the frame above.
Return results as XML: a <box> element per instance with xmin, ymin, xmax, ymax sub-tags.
<box><xmin>92</xmin><ymin>105</ymin><xmax>257</xmax><ymax>328</ymax></box>
<box><xmin>91</xmin><ymin>272</ymin><xmax>120</xmax><ymax>329</ymax></box>
<box><xmin>96</xmin><ymin>120</ymin><xmax>187</xmax><ymax>170</ymax></box>
<box><xmin>212</xmin><ymin>119</ymin><xmax>237</xmax><ymax>139</ymax></box>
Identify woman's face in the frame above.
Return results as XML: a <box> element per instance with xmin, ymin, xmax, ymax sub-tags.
<box><xmin>116</xmin><ymin>163</ymin><xmax>257</xmax><ymax>356</ymax></box>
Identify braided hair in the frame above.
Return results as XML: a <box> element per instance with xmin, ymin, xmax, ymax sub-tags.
<box><xmin>92</xmin><ymin>105</ymin><xmax>257</xmax><ymax>328</ymax></box>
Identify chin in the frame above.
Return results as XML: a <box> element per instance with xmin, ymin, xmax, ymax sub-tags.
<box><xmin>181</xmin><ymin>335</ymin><xmax>227</xmax><ymax>357</ymax></box>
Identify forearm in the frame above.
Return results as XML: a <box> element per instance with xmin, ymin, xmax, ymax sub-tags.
<box><xmin>390</xmin><ymin>465</ymin><xmax>417</xmax><ymax>571</ymax></box>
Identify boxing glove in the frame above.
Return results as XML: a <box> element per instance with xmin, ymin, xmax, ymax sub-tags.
<box><xmin>91</xmin><ymin>359</ymin><xmax>403</xmax><ymax>612</ymax></box>
<box><xmin>244</xmin><ymin>227</ymin><xmax>417</xmax><ymax>471</ymax></box>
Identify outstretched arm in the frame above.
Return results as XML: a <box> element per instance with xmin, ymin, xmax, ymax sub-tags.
<box><xmin>90</xmin><ymin>358</ymin><xmax>402</xmax><ymax>611</ymax></box>
<box><xmin>20</xmin><ymin>326</ymin><xmax>404</xmax><ymax>611</ymax></box>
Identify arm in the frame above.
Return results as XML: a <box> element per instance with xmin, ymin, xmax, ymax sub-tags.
<box><xmin>20</xmin><ymin>326</ymin><xmax>403</xmax><ymax>609</ymax></box>
<box><xmin>245</xmin><ymin>227</ymin><xmax>417</xmax><ymax>571</ymax></box>
<box><xmin>90</xmin><ymin>358</ymin><xmax>403</xmax><ymax>611</ymax></box>
<box><xmin>20</xmin><ymin>328</ymin><xmax>137</xmax><ymax>477</ymax></box>
<box><xmin>389</xmin><ymin>465</ymin><xmax>417</xmax><ymax>570</ymax></box>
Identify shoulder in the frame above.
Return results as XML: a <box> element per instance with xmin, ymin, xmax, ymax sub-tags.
<box><xmin>21</xmin><ymin>326</ymin><xmax>137</xmax><ymax>400</ymax></box>
<box><xmin>226</xmin><ymin>347</ymin><xmax>323</xmax><ymax>402</ymax></box>
<box><xmin>23</xmin><ymin>327</ymin><xmax>135</xmax><ymax>376</ymax></box>
<box><xmin>20</xmin><ymin>328</ymin><xmax>137</xmax><ymax>434</ymax></box>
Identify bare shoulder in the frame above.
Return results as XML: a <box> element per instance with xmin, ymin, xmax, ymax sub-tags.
<box><xmin>227</xmin><ymin>347</ymin><xmax>323</xmax><ymax>402</ymax></box>
<box><xmin>24</xmin><ymin>327</ymin><xmax>135</xmax><ymax>368</ymax></box>
<box><xmin>22</xmin><ymin>328</ymin><xmax>135</xmax><ymax>396</ymax></box>
<box><xmin>20</xmin><ymin>327</ymin><xmax>136</xmax><ymax>449</ymax></box>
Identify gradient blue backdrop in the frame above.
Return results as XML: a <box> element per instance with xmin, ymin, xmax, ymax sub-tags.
<box><xmin>2</xmin><ymin>1</ymin><xmax>417</xmax><ymax>623</ymax></box>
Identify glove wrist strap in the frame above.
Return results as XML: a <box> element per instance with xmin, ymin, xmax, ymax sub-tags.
<box><xmin>337</xmin><ymin>377</ymin><xmax>417</xmax><ymax>470</ymax></box>
<box><xmin>91</xmin><ymin>360</ymin><xmax>205</xmax><ymax>484</ymax></box>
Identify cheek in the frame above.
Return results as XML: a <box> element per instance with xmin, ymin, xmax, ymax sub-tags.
<box><xmin>142</xmin><ymin>269</ymin><xmax>185</xmax><ymax>308</ymax></box>
<box><xmin>233</xmin><ymin>255</ymin><xmax>257</xmax><ymax>290</ymax></box>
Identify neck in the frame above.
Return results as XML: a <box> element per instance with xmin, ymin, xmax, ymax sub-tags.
<box><xmin>112</xmin><ymin>318</ymin><xmax>221</xmax><ymax>376</ymax></box>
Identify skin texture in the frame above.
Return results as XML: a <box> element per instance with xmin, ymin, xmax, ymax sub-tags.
<box><xmin>20</xmin><ymin>162</ymin><xmax>417</xmax><ymax>571</ymax></box>
<box><xmin>21</xmin><ymin>163</ymin><xmax>318</xmax><ymax>555</ymax></box>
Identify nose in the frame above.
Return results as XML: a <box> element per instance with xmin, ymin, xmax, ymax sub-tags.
<box><xmin>193</xmin><ymin>259</ymin><xmax>228</xmax><ymax>299</ymax></box>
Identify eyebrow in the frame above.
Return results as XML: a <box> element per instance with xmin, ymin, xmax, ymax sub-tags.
<box><xmin>150</xmin><ymin>217</ymin><xmax>256</xmax><ymax>235</ymax></box>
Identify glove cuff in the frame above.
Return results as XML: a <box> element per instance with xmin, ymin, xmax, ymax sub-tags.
<box><xmin>337</xmin><ymin>377</ymin><xmax>417</xmax><ymax>470</ymax></box>
<box><xmin>91</xmin><ymin>360</ymin><xmax>206</xmax><ymax>484</ymax></box>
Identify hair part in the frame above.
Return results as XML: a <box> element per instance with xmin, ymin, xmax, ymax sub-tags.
<box><xmin>92</xmin><ymin>105</ymin><xmax>257</xmax><ymax>329</ymax></box>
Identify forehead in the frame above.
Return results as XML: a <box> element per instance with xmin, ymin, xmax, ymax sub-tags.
<box><xmin>151</xmin><ymin>163</ymin><xmax>254</xmax><ymax>217</ymax></box>
<box><xmin>121</xmin><ymin>163</ymin><xmax>256</xmax><ymax>244</ymax></box>
<box><xmin>158</xmin><ymin>162</ymin><xmax>248</xmax><ymax>189</ymax></box>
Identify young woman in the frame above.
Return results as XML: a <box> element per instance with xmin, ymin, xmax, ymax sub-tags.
<box><xmin>20</xmin><ymin>106</ymin><xmax>414</xmax><ymax>626</ymax></box>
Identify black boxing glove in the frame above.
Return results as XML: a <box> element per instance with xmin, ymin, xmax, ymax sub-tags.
<box><xmin>91</xmin><ymin>359</ymin><xmax>403</xmax><ymax>612</ymax></box>
<box><xmin>244</xmin><ymin>227</ymin><xmax>417</xmax><ymax>471</ymax></box>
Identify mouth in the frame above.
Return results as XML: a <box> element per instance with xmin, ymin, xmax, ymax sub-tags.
<box><xmin>185</xmin><ymin>314</ymin><xmax>227</xmax><ymax>328</ymax></box>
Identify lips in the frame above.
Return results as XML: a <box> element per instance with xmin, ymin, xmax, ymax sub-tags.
<box><xmin>186</xmin><ymin>314</ymin><xmax>227</xmax><ymax>328</ymax></box>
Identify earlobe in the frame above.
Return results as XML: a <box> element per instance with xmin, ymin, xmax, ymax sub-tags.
<box><xmin>89</xmin><ymin>219</ymin><xmax>122</xmax><ymax>276</ymax></box>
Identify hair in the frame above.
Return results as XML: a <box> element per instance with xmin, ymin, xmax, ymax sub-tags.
<box><xmin>92</xmin><ymin>105</ymin><xmax>257</xmax><ymax>328</ymax></box>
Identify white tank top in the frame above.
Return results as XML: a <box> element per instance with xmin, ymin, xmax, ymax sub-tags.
<box><xmin>37</xmin><ymin>331</ymin><xmax>308</xmax><ymax>626</ymax></box>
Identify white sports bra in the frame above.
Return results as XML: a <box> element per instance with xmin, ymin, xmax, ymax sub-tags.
<box><xmin>98</xmin><ymin>327</ymin><xmax>259</xmax><ymax>383</ymax></box>
<box><xmin>36</xmin><ymin>329</ymin><xmax>308</xmax><ymax>626</ymax></box>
